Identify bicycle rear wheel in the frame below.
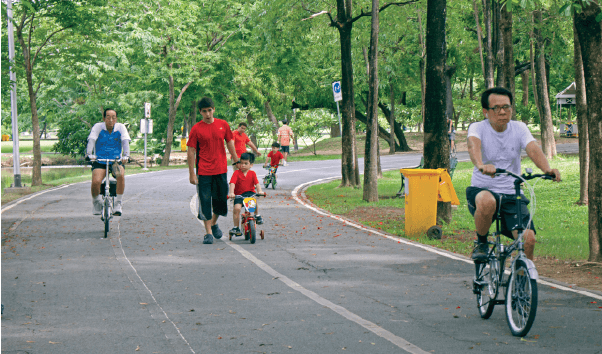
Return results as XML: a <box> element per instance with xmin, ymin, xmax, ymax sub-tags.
<box><xmin>475</xmin><ymin>258</ymin><xmax>500</xmax><ymax>319</ymax></box>
<box><xmin>505</xmin><ymin>259</ymin><xmax>538</xmax><ymax>336</ymax></box>
<box><xmin>263</xmin><ymin>176</ymin><xmax>270</xmax><ymax>188</ymax></box>
<box><xmin>249</xmin><ymin>221</ymin><xmax>256</xmax><ymax>244</ymax></box>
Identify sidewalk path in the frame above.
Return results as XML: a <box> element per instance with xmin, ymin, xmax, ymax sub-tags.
<box><xmin>3</xmin><ymin>143</ymin><xmax>599</xmax><ymax>354</ymax></box>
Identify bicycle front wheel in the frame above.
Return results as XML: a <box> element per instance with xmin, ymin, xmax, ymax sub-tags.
<box><xmin>505</xmin><ymin>260</ymin><xmax>538</xmax><ymax>336</ymax></box>
<box><xmin>271</xmin><ymin>176</ymin><xmax>276</xmax><ymax>189</ymax></box>
<box><xmin>475</xmin><ymin>258</ymin><xmax>499</xmax><ymax>319</ymax></box>
<box><xmin>249</xmin><ymin>220</ymin><xmax>256</xmax><ymax>244</ymax></box>
<box><xmin>103</xmin><ymin>198</ymin><xmax>110</xmax><ymax>238</ymax></box>
<box><xmin>264</xmin><ymin>176</ymin><xmax>270</xmax><ymax>188</ymax></box>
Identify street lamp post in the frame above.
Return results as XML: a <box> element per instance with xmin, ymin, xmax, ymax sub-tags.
<box><xmin>7</xmin><ymin>0</ymin><xmax>22</xmax><ymax>187</ymax></box>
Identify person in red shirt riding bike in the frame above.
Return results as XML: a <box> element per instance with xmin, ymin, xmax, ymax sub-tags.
<box><xmin>228</xmin><ymin>153</ymin><xmax>265</xmax><ymax>236</ymax></box>
<box><xmin>264</xmin><ymin>142</ymin><xmax>284</xmax><ymax>181</ymax></box>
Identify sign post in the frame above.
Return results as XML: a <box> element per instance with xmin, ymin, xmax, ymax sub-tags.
<box><xmin>142</xmin><ymin>102</ymin><xmax>151</xmax><ymax>170</ymax></box>
<box><xmin>332</xmin><ymin>81</ymin><xmax>342</xmax><ymax>136</ymax></box>
<box><xmin>7</xmin><ymin>0</ymin><xmax>22</xmax><ymax>187</ymax></box>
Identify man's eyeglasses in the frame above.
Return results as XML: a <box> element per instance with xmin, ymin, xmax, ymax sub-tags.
<box><xmin>487</xmin><ymin>105</ymin><xmax>512</xmax><ymax>113</ymax></box>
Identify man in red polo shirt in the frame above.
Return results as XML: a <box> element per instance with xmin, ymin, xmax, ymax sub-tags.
<box><xmin>232</xmin><ymin>122</ymin><xmax>260</xmax><ymax>170</ymax></box>
<box><xmin>187</xmin><ymin>97</ymin><xmax>239</xmax><ymax>245</ymax></box>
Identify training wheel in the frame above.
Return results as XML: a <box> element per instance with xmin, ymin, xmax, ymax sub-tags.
<box><xmin>260</xmin><ymin>230</ymin><xmax>265</xmax><ymax>240</ymax></box>
<box><xmin>426</xmin><ymin>225</ymin><xmax>442</xmax><ymax>240</ymax></box>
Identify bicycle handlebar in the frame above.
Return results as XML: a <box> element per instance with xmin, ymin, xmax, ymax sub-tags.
<box><xmin>495</xmin><ymin>168</ymin><xmax>556</xmax><ymax>181</ymax></box>
<box><xmin>228</xmin><ymin>192</ymin><xmax>266</xmax><ymax>199</ymax></box>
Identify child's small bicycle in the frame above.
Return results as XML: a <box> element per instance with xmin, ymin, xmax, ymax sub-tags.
<box><xmin>229</xmin><ymin>193</ymin><xmax>266</xmax><ymax>244</ymax></box>
<box><xmin>263</xmin><ymin>166</ymin><xmax>277</xmax><ymax>189</ymax></box>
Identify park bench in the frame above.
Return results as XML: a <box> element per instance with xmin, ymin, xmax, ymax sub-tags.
<box><xmin>396</xmin><ymin>154</ymin><xmax>458</xmax><ymax>198</ymax></box>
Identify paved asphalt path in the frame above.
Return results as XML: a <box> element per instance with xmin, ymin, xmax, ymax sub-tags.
<box><xmin>2</xmin><ymin>143</ymin><xmax>600</xmax><ymax>354</ymax></box>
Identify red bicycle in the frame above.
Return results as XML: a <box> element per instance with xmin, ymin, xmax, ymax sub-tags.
<box><xmin>229</xmin><ymin>193</ymin><xmax>266</xmax><ymax>244</ymax></box>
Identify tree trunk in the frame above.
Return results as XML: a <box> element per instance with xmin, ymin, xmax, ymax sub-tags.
<box><xmin>574</xmin><ymin>0</ymin><xmax>602</xmax><ymax>262</ymax></box>
<box><xmin>264</xmin><ymin>101</ymin><xmax>279</xmax><ymax>138</ymax></box>
<box><xmin>483</xmin><ymin>0</ymin><xmax>495</xmax><ymax>88</ymax></box>
<box><xmin>16</xmin><ymin>20</ymin><xmax>42</xmax><ymax>186</ymax></box>
<box><xmin>573</xmin><ymin>18</ymin><xmax>589</xmax><ymax>206</ymax></box>
<box><xmin>188</xmin><ymin>100</ymin><xmax>197</xmax><ymax>136</ymax></box>
<box><xmin>417</xmin><ymin>8</ymin><xmax>427</xmax><ymax>130</ymax></box>
<box><xmin>493</xmin><ymin>0</ymin><xmax>504</xmax><ymax>86</ymax></box>
<box><xmin>499</xmin><ymin>4</ymin><xmax>516</xmax><ymax>120</ymax></box>
<box><xmin>337</xmin><ymin>0</ymin><xmax>360</xmax><ymax>188</ymax></box>
<box><xmin>473</xmin><ymin>0</ymin><xmax>486</xmax><ymax>80</ymax></box>
<box><xmin>363</xmin><ymin>0</ymin><xmax>380</xmax><ymax>202</ymax></box>
<box><xmin>425</xmin><ymin>0</ymin><xmax>450</xmax><ymax>224</ymax></box>
<box><xmin>331</xmin><ymin>124</ymin><xmax>341</xmax><ymax>138</ymax></box>
<box><xmin>161</xmin><ymin>75</ymin><xmax>176</xmax><ymax>166</ymax></box>
<box><xmin>162</xmin><ymin>76</ymin><xmax>191</xmax><ymax>166</ymax></box>
<box><xmin>389</xmin><ymin>79</ymin><xmax>396</xmax><ymax>155</ymax></box>
<box><xmin>445</xmin><ymin>65</ymin><xmax>456</xmax><ymax>123</ymax></box>
<box><xmin>533</xmin><ymin>10</ymin><xmax>557</xmax><ymax>159</ymax></box>
<box><xmin>376</xmin><ymin>103</ymin><xmax>413</xmax><ymax>151</ymax></box>
<box><xmin>521</xmin><ymin>69</ymin><xmax>530</xmax><ymax>123</ymax></box>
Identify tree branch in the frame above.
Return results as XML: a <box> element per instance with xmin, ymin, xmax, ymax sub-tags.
<box><xmin>351</xmin><ymin>0</ymin><xmax>418</xmax><ymax>23</ymax></box>
<box><xmin>34</xmin><ymin>78</ymin><xmax>44</xmax><ymax>96</ymax></box>
<box><xmin>32</xmin><ymin>25</ymin><xmax>74</xmax><ymax>67</ymax></box>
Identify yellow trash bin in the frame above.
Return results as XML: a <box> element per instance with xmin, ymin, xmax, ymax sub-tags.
<box><xmin>1</xmin><ymin>134</ymin><xmax>9</xmax><ymax>141</ymax></box>
<box><xmin>399</xmin><ymin>168</ymin><xmax>460</xmax><ymax>237</ymax></box>
<box><xmin>181</xmin><ymin>137</ymin><xmax>187</xmax><ymax>152</ymax></box>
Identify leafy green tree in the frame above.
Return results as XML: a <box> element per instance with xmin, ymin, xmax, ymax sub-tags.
<box><xmin>4</xmin><ymin>0</ymin><xmax>105</xmax><ymax>185</ymax></box>
<box><xmin>290</xmin><ymin>109</ymin><xmax>337</xmax><ymax>155</ymax></box>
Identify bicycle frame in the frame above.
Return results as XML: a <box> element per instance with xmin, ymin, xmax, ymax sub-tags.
<box><xmin>96</xmin><ymin>158</ymin><xmax>120</xmax><ymax>237</ymax></box>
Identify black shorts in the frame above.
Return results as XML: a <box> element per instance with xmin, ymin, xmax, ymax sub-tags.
<box><xmin>466</xmin><ymin>186</ymin><xmax>535</xmax><ymax>239</ymax></box>
<box><xmin>234</xmin><ymin>191</ymin><xmax>256</xmax><ymax>205</ymax></box>
<box><xmin>91</xmin><ymin>161</ymin><xmax>125</xmax><ymax>171</ymax></box>
<box><xmin>197</xmin><ymin>173</ymin><xmax>228</xmax><ymax>220</ymax></box>
<box><xmin>281</xmin><ymin>145</ymin><xmax>290</xmax><ymax>154</ymax></box>
<box><xmin>91</xmin><ymin>161</ymin><xmax>124</xmax><ymax>179</ymax></box>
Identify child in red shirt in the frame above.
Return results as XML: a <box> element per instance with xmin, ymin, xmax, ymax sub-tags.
<box><xmin>228</xmin><ymin>153</ymin><xmax>265</xmax><ymax>236</ymax></box>
<box><xmin>264</xmin><ymin>142</ymin><xmax>284</xmax><ymax>175</ymax></box>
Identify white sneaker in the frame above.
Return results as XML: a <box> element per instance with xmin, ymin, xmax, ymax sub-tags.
<box><xmin>113</xmin><ymin>201</ymin><xmax>123</xmax><ymax>216</ymax></box>
<box><xmin>92</xmin><ymin>199</ymin><xmax>102</xmax><ymax>215</ymax></box>
<box><xmin>283</xmin><ymin>160</ymin><xmax>288</xmax><ymax>166</ymax></box>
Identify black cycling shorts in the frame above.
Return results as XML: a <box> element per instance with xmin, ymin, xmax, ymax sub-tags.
<box><xmin>466</xmin><ymin>186</ymin><xmax>535</xmax><ymax>239</ymax></box>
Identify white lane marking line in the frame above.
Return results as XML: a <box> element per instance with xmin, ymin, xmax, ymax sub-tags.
<box><xmin>291</xmin><ymin>177</ymin><xmax>602</xmax><ymax>301</ymax></box>
<box><xmin>114</xmin><ymin>208</ymin><xmax>195</xmax><ymax>353</ymax></box>
<box><xmin>188</xmin><ymin>196</ymin><xmax>429</xmax><ymax>354</ymax></box>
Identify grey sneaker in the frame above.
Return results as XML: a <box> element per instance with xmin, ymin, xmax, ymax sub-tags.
<box><xmin>92</xmin><ymin>199</ymin><xmax>102</xmax><ymax>215</ymax></box>
<box><xmin>113</xmin><ymin>201</ymin><xmax>123</xmax><ymax>216</ymax></box>
<box><xmin>229</xmin><ymin>226</ymin><xmax>242</xmax><ymax>236</ymax></box>
<box><xmin>255</xmin><ymin>215</ymin><xmax>264</xmax><ymax>225</ymax></box>
<box><xmin>211</xmin><ymin>224</ymin><xmax>223</xmax><ymax>239</ymax></box>
<box><xmin>203</xmin><ymin>234</ymin><xmax>214</xmax><ymax>244</ymax></box>
<box><xmin>471</xmin><ymin>242</ymin><xmax>489</xmax><ymax>262</ymax></box>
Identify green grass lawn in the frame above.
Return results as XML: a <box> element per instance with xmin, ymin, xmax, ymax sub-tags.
<box><xmin>305</xmin><ymin>154</ymin><xmax>589</xmax><ymax>261</ymax></box>
<box><xmin>1</xmin><ymin>140</ymin><xmax>56</xmax><ymax>153</ymax></box>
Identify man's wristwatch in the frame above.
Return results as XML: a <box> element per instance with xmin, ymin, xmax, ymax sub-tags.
<box><xmin>232</xmin><ymin>161</ymin><xmax>239</xmax><ymax>166</ymax></box>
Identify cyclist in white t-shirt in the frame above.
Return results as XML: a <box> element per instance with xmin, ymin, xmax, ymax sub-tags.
<box><xmin>466</xmin><ymin>87</ymin><xmax>560</xmax><ymax>262</ymax></box>
<box><xmin>87</xmin><ymin>108</ymin><xmax>131</xmax><ymax>216</ymax></box>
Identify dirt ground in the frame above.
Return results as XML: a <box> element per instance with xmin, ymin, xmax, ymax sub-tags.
<box><xmin>342</xmin><ymin>206</ymin><xmax>602</xmax><ymax>293</ymax></box>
